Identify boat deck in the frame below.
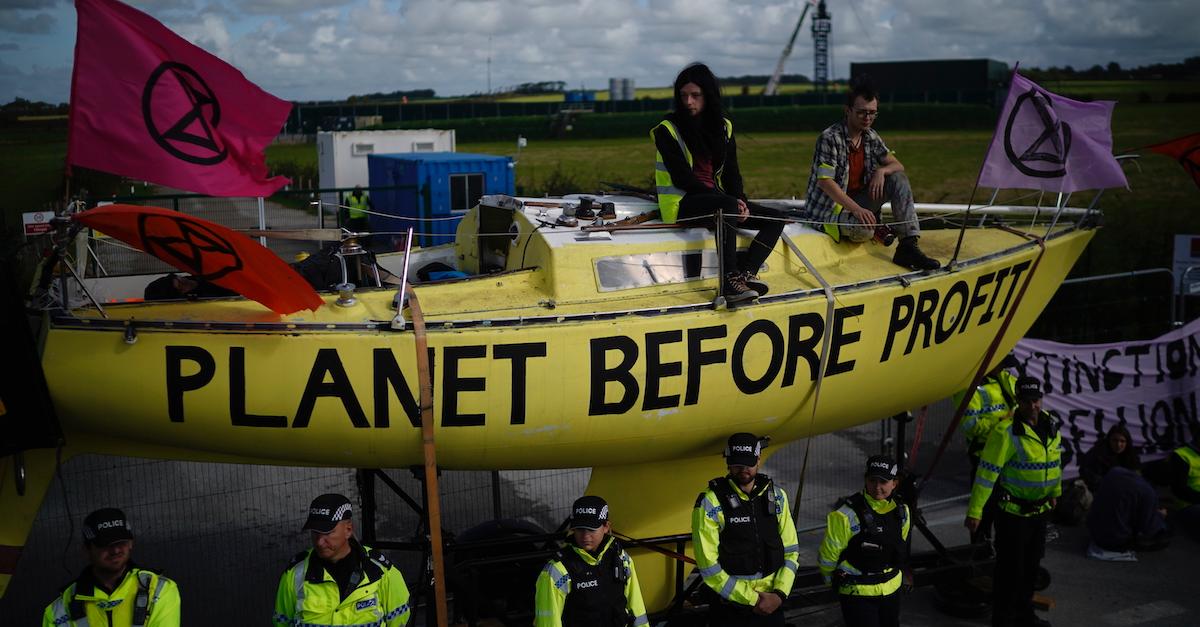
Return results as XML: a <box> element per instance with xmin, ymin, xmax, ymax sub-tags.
<box><xmin>58</xmin><ymin>194</ymin><xmax>1080</xmax><ymax>328</ymax></box>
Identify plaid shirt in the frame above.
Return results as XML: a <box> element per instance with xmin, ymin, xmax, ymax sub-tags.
<box><xmin>803</xmin><ymin>121</ymin><xmax>892</xmax><ymax>226</ymax></box>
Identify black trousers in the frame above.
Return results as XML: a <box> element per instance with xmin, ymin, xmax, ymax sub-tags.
<box><xmin>992</xmin><ymin>510</ymin><xmax>1047</xmax><ymax>627</ymax></box>
<box><xmin>677</xmin><ymin>193</ymin><xmax>785</xmax><ymax>279</ymax></box>
<box><xmin>838</xmin><ymin>592</ymin><xmax>901</xmax><ymax>627</ymax></box>
<box><xmin>707</xmin><ymin>600</ymin><xmax>786</xmax><ymax>627</ymax></box>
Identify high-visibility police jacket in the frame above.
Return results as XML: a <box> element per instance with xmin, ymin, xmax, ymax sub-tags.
<box><xmin>651</xmin><ymin>118</ymin><xmax>734</xmax><ymax>224</ymax></box>
<box><xmin>817</xmin><ymin>491</ymin><xmax>911</xmax><ymax>597</ymax></box>
<box><xmin>42</xmin><ymin>565</ymin><xmax>180</xmax><ymax>627</ymax></box>
<box><xmin>534</xmin><ymin>536</ymin><xmax>648</xmax><ymax>627</ymax></box>
<box><xmin>1171</xmin><ymin>443</ymin><xmax>1200</xmax><ymax>504</ymax></box>
<box><xmin>273</xmin><ymin>540</ymin><xmax>410</xmax><ymax>627</ymax></box>
<box><xmin>347</xmin><ymin>193</ymin><xmax>370</xmax><ymax>220</ymax></box>
<box><xmin>954</xmin><ymin>371</ymin><xmax>1018</xmax><ymax>454</ymax></box>
<box><xmin>691</xmin><ymin>475</ymin><xmax>799</xmax><ymax>606</ymax></box>
<box><xmin>968</xmin><ymin>411</ymin><xmax>1063</xmax><ymax>519</ymax></box>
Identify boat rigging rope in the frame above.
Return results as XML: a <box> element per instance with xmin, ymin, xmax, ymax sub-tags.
<box><xmin>917</xmin><ymin>230</ymin><xmax>1047</xmax><ymax>493</ymax></box>
<box><xmin>779</xmin><ymin>236</ymin><xmax>837</xmax><ymax>521</ymax></box>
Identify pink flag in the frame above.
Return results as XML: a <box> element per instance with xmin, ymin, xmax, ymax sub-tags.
<box><xmin>68</xmin><ymin>0</ymin><xmax>291</xmax><ymax>197</ymax></box>
<box><xmin>979</xmin><ymin>72</ymin><xmax>1127</xmax><ymax>193</ymax></box>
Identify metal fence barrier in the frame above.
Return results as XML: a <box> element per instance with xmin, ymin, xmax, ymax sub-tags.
<box><xmin>0</xmin><ymin>399</ymin><xmax>973</xmax><ymax>624</ymax></box>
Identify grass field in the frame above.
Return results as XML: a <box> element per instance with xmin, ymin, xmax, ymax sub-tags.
<box><xmin>4</xmin><ymin>90</ymin><xmax>1198</xmax><ymax>282</ymax></box>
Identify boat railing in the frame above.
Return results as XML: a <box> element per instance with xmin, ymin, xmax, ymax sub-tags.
<box><xmin>391</xmin><ymin>226</ymin><xmax>416</xmax><ymax>330</ymax></box>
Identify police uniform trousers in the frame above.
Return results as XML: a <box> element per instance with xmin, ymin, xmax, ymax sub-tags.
<box><xmin>991</xmin><ymin>510</ymin><xmax>1047</xmax><ymax>627</ymax></box>
<box><xmin>838</xmin><ymin>591</ymin><xmax>901</xmax><ymax>627</ymax></box>
<box><xmin>708</xmin><ymin>599</ymin><xmax>786</xmax><ymax>627</ymax></box>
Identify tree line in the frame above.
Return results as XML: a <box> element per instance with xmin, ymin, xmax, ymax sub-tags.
<box><xmin>1023</xmin><ymin>56</ymin><xmax>1199</xmax><ymax>82</ymax></box>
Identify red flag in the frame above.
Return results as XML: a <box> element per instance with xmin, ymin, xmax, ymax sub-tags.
<box><xmin>1145</xmin><ymin>133</ymin><xmax>1200</xmax><ymax>190</ymax></box>
<box><xmin>68</xmin><ymin>0</ymin><xmax>291</xmax><ymax>197</ymax></box>
<box><xmin>74</xmin><ymin>205</ymin><xmax>323</xmax><ymax>314</ymax></box>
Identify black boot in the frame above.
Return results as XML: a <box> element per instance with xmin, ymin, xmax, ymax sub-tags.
<box><xmin>893</xmin><ymin>236</ymin><xmax>940</xmax><ymax>271</ymax></box>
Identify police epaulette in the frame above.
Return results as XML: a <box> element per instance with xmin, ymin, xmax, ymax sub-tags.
<box><xmin>287</xmin><ymin>550</ymin><xmax>309</xmax><ymax>569</ymax></box>
<box><xmin>366</xmin><ymin>548</ymin><xmax>394</xmax><ymax>569</ymax></box>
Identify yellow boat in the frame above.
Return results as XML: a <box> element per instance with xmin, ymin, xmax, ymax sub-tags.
<box><xmin>5</xmin><ymin>193</ymin><xmax>1095</xmax><ymax>610</ymax></box>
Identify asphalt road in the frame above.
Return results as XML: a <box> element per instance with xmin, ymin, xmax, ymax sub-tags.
<box><xmin>786</xmin><ymin>501</ymin><xmax>1200</xmax><ymax>627</ymax></box>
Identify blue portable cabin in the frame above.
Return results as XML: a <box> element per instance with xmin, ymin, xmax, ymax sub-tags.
<box><xmin>367</xmin><ymin>152</ymin><xmax>515</xmax><ymax>247</ymax></box>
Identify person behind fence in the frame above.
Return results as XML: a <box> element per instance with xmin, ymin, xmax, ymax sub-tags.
<box><xmin>534</xmin><ymin>495</ymin><xmax>648</xmax><ymax>627</ymax></box>
<box><xmin>954</xmin><ymin>353</ymin><xmax>1019</xmax><ymax>545</ymax></box>
<box><xmin>691</xmin><ymin>433</ymin><xmax>799</xmax><ymax>626</ymax></box>
<box><xmin>342</xmin><ymin>185</ymin><xmax>372</xmax><ymax>234</ymax></box>
<box><xmin>965</xmin><ymin>376</ymin><xmax>1062</xmax><ymax>627</ymax></box>
<box><xmin>274</xmin><ymin>493</ymin><xmax>410</xmax><ymax>626</ymax></box>
<box><xmin>802</xmin><ymin>78</ymin><xmax>940</xmax><ymax>271</ymax></box>
<box><xmin>652</xmin><ymin>62</ymin><xmax>786</xmax><ymax>304</ymax></box>
<box><xmin>818</xmin><ymin>455</ymin><xmax>912</xmax><ymax>627</ymax></box>
<box><xmin>43</xmin><ymin>508</ymin><xmax>181</xmax><ymax>627</ymax></box>
<box><xmin>1079</xmin><ymin>424</ymin><xmax>1141</xmax><ymax>493</ymax></box>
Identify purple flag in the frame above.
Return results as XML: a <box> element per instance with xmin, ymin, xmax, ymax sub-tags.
<box><xmin>979</xmin><ymin>72</ymin><xmax>1127</xmax><ymax>193</ymax></box>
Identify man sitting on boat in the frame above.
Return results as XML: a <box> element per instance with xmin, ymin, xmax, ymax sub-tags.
<box><xmin>802</xmin><ymin>78</ymin><xmax>940</xmax><ymax>271</ymax></box>
<box><xmin>652</xmin><ymin>63</ymin><xmax>786</xmax><ymax>304</ymax></box>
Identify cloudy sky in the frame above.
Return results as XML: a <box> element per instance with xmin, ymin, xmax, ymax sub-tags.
<box><xmin>1</xmin><ymin>0</ymin><xmax>1195</xmax><ymax>104</ymax></box>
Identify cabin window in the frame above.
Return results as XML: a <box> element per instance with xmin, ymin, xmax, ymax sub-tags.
<box><xmin>594</xmin><ymin>250</ymin><xmax>723</xmax><ymax>291</ymax></box>
<box><xmin>351</xmin><ymin>143</ymin><xmax>375</xmax><ymax>155</ymax></box>
<box><xmin>450</xmin><ymin>173</ymin><xmax>485</xmax><ymax>215</ymax></box>
<box><xmin>412</xmin><ymin>141</ymin><xmax>436</xmax><ymax>152</ymax></box>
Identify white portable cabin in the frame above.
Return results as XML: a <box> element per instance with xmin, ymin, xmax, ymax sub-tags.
<box><xmin>317</xmin><ymin>129</ymin><xmax>457</xmax><ymax>210</ymax></box>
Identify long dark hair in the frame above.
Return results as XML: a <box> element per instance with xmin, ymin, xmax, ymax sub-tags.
<box><xmin>671</xmin><ymin>62</ymin><xmax>726</xmax><ymax>158</ymax></box>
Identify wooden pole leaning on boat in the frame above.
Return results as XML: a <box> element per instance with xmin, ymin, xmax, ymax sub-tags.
<box><xmin>406</xmin><ymin>285</ymin><xmax>449</xmax><ymax>627</ymax></box>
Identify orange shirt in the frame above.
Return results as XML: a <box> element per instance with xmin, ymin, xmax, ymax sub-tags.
<box><xmin>847</xmin><ymin>139</ymin><xmax>865</xmax><ymax>194</ymax></box>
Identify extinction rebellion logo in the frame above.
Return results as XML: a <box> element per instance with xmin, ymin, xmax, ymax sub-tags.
<box><xmin>1003</xmin><ymin>86</ymin><xmax>1072</xmax><ymax>179</ymax></box>
<box><xmin>142</xmin><ymin>61</ymin><xmax>228</xmax><ymax>165</ymax></box>
<box><xmin>137</xmin><ymin>213</ymin><xmax>243</xmax><ymax>282</ymax></box>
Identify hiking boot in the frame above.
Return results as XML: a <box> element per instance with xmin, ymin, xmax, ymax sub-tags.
<box><xmin>740</xmin><ymin>271</ymin><xmax>769</xmax><ymax>296</ymax></box>
<box><xmin>893</xmin><ymin>237</ymin><xmax>941</xmax><ymax>271</ymax></box>
<box><xmin>723</xmin><ymin>272</ymin><xmax>759</xmax><ymax>304</ymax></box>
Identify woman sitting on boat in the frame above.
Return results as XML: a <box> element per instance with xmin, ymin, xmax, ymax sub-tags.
<box><xmin>651</xmin><ymin>62</ymin><xmax>785</xmax><ymax>304</ymax></box>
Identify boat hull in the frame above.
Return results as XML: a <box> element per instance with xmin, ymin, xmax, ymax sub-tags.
<box><xmin>41</xmin><ymin>228</ymin><xmax>1093</xmax><ymax>470</ymax></box>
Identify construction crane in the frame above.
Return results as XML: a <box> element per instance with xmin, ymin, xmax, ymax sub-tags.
<box><xmin>763</xmin><ymin>0</ymin><xmax>816</xmax><ymax>96</ymax></box>
<box><xmin>811</xmin><ymin>0</ymin><xmax>832</xmax><ymax>91</ymax></box>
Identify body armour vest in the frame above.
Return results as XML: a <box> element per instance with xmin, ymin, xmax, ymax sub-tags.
<box><xmin>838</xmin><ymin>492</ymin><xmax>906</xmax><ymax>584</ymax></box>
<box><xmin>559</xmin><ymin>540</ymin><xmax>629</xmax><ymax>627</ymax></box>
<box><xmin>710</xmin><ymin>476</ymin><xmax>785</xmax><ymax>576</ymax></box>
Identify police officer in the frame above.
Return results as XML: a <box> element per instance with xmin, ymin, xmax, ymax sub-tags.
<box><xmin>692</xmin><ymin>433</ymin><xmax>799</xmax><ymax>626</ymax></box>
<box><xmin>534</xmin><ymin>495</ymin><xmax>648</xmax><ymax>627</ymax></box>
<box><xmin>954</xmin><ymin>354</ymin><xmax>1019</xmax><ymax>545</ymax></box>
<box><xmin>965</xmin><ymin>377</ymin><xmax>1061</xmax><ymax>627</ymax></box>
<box><xmin>1167</xmin><ymin>437</ymin><xmax>1200</xmax><ymax>540</ymax></box>
<box><xmin>818</xmin><ymin>455</ymin><xmax>911</xmax><ymax>627</ymax></box>
<box><xmin>42</xmin><ymin>508</ymin><xmax>180</xmax><ymax>627</ymax></box>
<box><xmin>1167</xmin><ymin>437</ymin><xmax>1200</xmax><ymax>505</ymax></box>
<box><xmin>274</xmin><ymin>493</ymin><xmax>410</xmax><ymax>626</ymax></box>
<box><xmin>343</xmin><ymin>185</ymin><xmax>372</xmax><ymax>234</ymax></box>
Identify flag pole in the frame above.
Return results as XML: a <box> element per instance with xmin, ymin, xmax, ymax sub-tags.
<box><xmin>949</xmin><ymin>62</ymin><xmax>1022</xmax><ymax>269</ymax></box>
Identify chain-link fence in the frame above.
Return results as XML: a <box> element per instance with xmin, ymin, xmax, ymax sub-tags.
<box><xmin>0</xmin><ymin>397</ymin><xmax>975</xmax><ymax>625</ymax></box>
